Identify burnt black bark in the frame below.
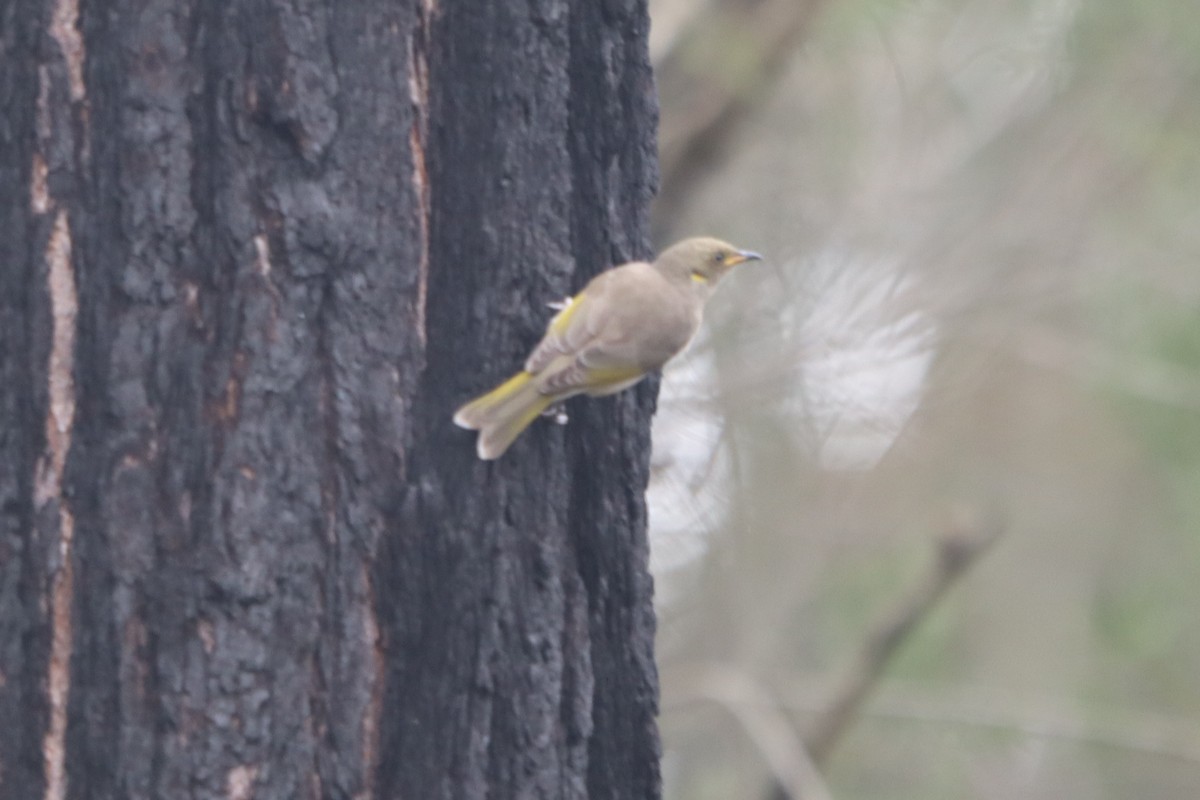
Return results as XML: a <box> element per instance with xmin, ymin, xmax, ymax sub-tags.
<box><xmin>1</xmin><ymin>0</ymin><xmax>660</xmax><ymax>798</ymax></box>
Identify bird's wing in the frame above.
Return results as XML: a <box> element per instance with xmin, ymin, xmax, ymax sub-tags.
<box><xmin>526</xmin><ymin>263</ymin><xmax>694</xmax><ymax>397</ymax></box>
<box><xmin>524</xmin><ymin>265</ymin><xmax>635</xmax><ymax>375</ymax></box>
<box><xmin>524</xmin><ymin>292</ymin><xmax>588</xmax><ymax>375</ymax></box>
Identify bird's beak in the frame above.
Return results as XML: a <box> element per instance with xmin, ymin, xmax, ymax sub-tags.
<box><xmin>725</xmin><ymin>249</ymin><xmax>763</xmax><ymax>266</ymax></box>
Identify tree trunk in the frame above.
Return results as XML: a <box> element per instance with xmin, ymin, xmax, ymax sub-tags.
<box><xmin>0</xmin><ymin>1</ymin><xmax>660</xmax><ymax>798</ymax></box>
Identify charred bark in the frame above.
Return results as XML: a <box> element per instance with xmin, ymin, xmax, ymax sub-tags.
<box><xmin>0</xmin><ymin>0</ymin><xmax>660</xmax><ymax>798</ymax></box>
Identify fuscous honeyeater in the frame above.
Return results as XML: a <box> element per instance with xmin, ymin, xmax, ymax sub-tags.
<box><xmin>454</xmin><ymin>237</ymin><xmax>762</xmax><ymax>459</ymax></box>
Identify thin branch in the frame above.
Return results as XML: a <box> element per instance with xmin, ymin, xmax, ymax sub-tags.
<box><xmin>830</xmin><ymin>684</ymin><xmax>1200</xmax><ymax>767</ymax></box>
<box><xmin>668</xmin><ymin>663</ymin><xmax>835</xmax><ymax>800</ymax></box>
<box><xmin>671</xmin><ymin>679</ymin><xmax>1200</xmax><ymax>767</ymax></box>
<box><xmin>661</xmin><ymin>512</ymin><xmax>1001</xmax><ymax>798</ymax></box>
<box><xmin>653</xmin><ymin>0</ymin><xmax>829</xmax><ymax>233</ymax></box>
<box><xmin>802</xmin><ymin>511</ymin><xmax>1003</xmax><ymax>764</ymax></box>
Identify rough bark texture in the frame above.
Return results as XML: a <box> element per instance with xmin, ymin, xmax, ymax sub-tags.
<box><xmin>0</xmin><ymin>0</ymin><xmax>660</xmax><ymax>798</ymax></box>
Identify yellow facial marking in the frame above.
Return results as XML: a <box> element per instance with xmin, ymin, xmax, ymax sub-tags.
<box><xmin>690</xmin><ymin>271</ymin><xmax>709</xmax><ymax>284</ymax></box>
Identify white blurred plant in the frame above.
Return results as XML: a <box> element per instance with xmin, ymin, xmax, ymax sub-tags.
<box><xmin>649</xmin><ymin>249</ymin><xmax>937</xmax><ymax>580</ymax></box>
<box><xmin>788</xmin><ymin>250</ymin><xmax>937</xmax><ymax>471</ymax></box>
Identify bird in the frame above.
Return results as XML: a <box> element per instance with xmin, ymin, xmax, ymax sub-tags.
<box><xmin>453</xmin><ymin>236</ymin><xmax>762</xmax><ymax>459</ymax></box>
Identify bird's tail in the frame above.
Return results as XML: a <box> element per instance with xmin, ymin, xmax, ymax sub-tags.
<box><xmin>453</xmin><ymin>371</ymin><xmax>554</xmax><ymax>460</ymax></box>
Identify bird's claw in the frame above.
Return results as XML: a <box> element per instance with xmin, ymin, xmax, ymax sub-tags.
<box><xmin>542</xmin><ymin>404</ymin><xmax>569</xmax><ymax>425</ymax></box>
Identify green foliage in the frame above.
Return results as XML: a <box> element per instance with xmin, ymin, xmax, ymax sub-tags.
<box><xmin>1070</xmin><ymin>0</ymin><xmax>1200</xmax><ymax>71</ymax></box>
<box><xmin>1094</xmin><ymin>574</ymin><xmax>1187</xmax><ymax>661</ymax></box>
<box><xmin>813</xmin><ymin>542</ymin><xmax>966</xmax><ymax>682</ymax></box>
<box><xmin>1103</xmin><ymin>287</ymin><xmax>1200</xmax><ymax>497</ymax></box>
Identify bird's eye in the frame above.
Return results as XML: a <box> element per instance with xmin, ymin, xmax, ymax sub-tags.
<box><xmin>714</xmin><ymin>251</ymin><xmax>725</xmax><ymax>263</ymax></box>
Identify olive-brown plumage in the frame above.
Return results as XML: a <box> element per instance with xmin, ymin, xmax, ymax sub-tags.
<box><xmin>454</xmin><ymin>237</ymin><xmax>762</xmax><ymax>459</ymax></box>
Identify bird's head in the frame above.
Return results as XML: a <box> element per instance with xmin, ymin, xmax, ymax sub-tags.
<box><xmin>654</xmin><ymin>236</ymin><xmax>763</xmax><ymax>288</ymax></box>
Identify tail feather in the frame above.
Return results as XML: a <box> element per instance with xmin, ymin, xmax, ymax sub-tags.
<box><xmin>454</xmin><ymin>372</ymin><xmax>554</xmax><ymax>459</ymax></box>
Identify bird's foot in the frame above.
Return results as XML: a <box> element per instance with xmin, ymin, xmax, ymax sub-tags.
<box><xmin>541</xmin><ymin>404</ymin><xmax>569</xmax><ymax>425</ymax></box>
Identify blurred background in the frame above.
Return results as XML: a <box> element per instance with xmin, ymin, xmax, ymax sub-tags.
<box><xmin>644</xmin><ymin>1</ymin><xmax>1200</xmax><ymax>798</ymax></box>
